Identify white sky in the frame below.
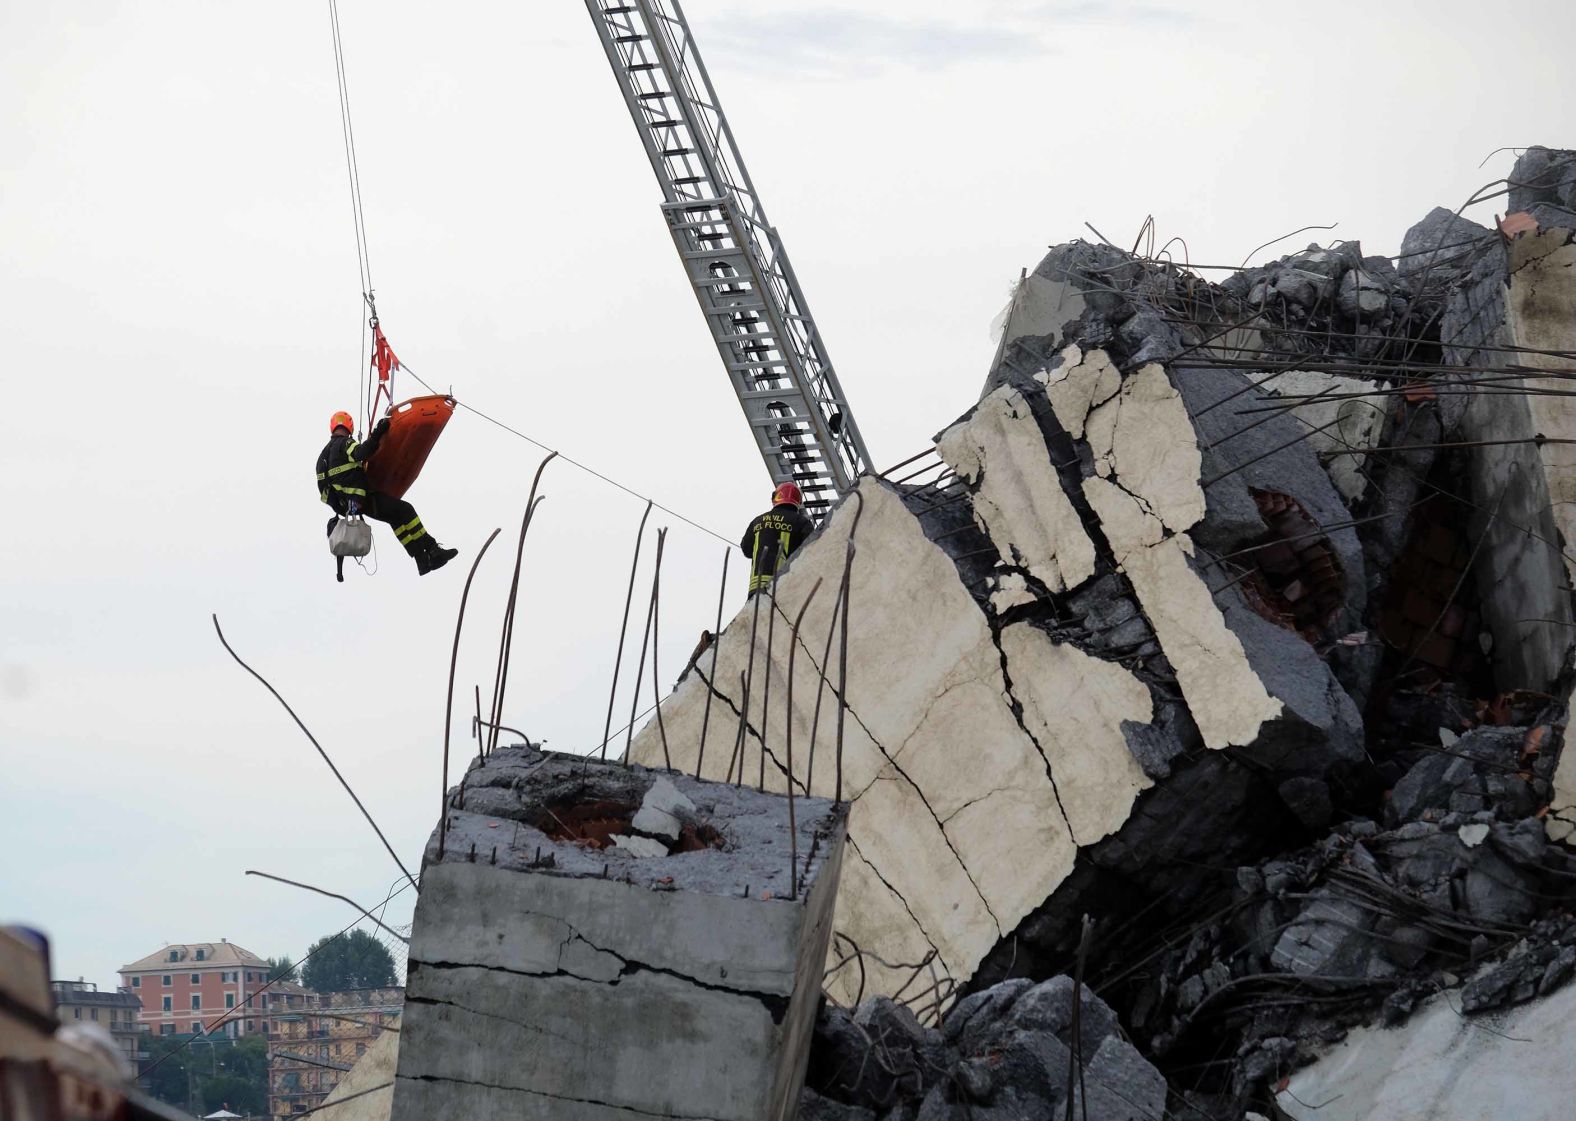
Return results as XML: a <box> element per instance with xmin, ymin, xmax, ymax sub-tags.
<box><xmin>4</xmin><ymin>0</ymin><xmax>1573</xmax><ymax>989</ymax></box>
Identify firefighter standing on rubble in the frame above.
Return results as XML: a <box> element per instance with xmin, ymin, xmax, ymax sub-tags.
<box><xmin>317</xmin><ymin>410</ymin><xmax>459</xmax><ymax>575</ymax></box>
<box><xmin>740</xmin><ymin>482</ymin><xmax>815</xmax><ymax>592</ymax></box>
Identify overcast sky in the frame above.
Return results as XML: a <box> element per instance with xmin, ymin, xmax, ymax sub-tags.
<box><xmin>4</xmin><ymin>0</ymin><xmax>1573</xmax><ymax>989</ymax></box>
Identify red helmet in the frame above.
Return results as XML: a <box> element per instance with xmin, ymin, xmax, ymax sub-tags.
<box><xmin>772</xmin><ymin>482</ymin><xmax>803</xmax><ymax>507</ymax></box>
<box><xmin>329</xmin><ymin>410</ymin><xmax>354</xmax><ymax>435</ymax></box>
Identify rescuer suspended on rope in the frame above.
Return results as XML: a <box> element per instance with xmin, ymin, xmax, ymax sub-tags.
<box><xmin>317</xmin><ymin>408</ymin><xmax>458</xmax><ymax>577</ymax></box>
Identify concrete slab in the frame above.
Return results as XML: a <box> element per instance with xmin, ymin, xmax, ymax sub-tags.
<box><xmin>1277</xmin><ymin>982</ymin><xmax>1576</xmax><ymax>1121</ymax></box>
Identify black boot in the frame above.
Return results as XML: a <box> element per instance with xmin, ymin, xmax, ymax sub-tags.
<box><xmin>417</xmin><ymin>540</ymin><xmax>458</xmax><ymax>575</ymax></box>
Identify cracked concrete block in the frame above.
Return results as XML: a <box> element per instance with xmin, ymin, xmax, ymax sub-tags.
<box><xmin>1084</xmin><ymin>363</ymin><xmax>1206</xmax><ymax>532</ymax></box>
<box><xmin>996</xmin><ymin>623</ymin><xmax>1154</xmax><ymax>844</ymax></box>
<box><xmin>1083</xmin><ymin>474</ymin><xmax>1281</xmax><ymax>749</ymax></box>
<box><xmin>392</xmin><ymin>748</ymin><xmax>847</xmax><ymax>1121</ymax></box>
<box><xmin>1036</xmin><ymin>345</ymin><xmax>1120</xmax><ymax>437</ymax></box>
<box><xmin>938</xmin><ymin>384</ymin><xmax>1096</xmax><ymax>593</ymax></box>
<box><xmin>630</xmin><ymin>481</ymin><xmax>1156</xmax><ymax>1012</ymax></box>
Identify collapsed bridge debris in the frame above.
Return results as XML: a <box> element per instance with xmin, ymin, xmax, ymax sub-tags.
<box><xmin>620</xmin><ymin>146</ymin><xmax>1576</xmax><ymax>1119</ymax></box>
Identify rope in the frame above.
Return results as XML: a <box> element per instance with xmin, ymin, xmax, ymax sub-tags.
<box><xmin>328</xmin><ymin>0</ymin><xmax>378</xmax><ymax>433</ymax></box>
<box><xmin>397</xmin><ymin>361</ymin><xmax>735</xmax><ymax>547</ymax></box>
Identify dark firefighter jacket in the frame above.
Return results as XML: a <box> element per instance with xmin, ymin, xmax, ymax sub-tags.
<box><xmin>740</xmin><ymin>503</ymin><xmax>815</xmax><ymax>592</ymax></box>
<box><xmin>316</xmin><ymin>422</ymin><xmax>388</xmax><ymax>514</ymax></box>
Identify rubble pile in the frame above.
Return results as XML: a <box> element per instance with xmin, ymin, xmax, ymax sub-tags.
<box><xmin>801</xmin><ymin>980</ymin><xmax>1165</xmax><ymax>1121</ymax></box>
<box><xmin>610</xmin><ymin>147</ymin><xmax>1576</xmax><ymax>1119</ymax></box>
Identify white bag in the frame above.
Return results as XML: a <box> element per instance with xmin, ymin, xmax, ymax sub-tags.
<box><xmin>329</xmin><ymin>516</ymin><xmax>373</xmax><ymax>558</ymax></box>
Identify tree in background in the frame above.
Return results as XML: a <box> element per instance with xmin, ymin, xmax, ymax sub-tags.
<box><xmin>142</xmin><ymin>1031</ymin><xmax>268</xmax><ymax>1116</ymax></box>
<box><xmin>301</xmin><ymin>929</ymin><xmax>396</xmax><ymax>993</ymax></box>
<box><xmin>266</xmin><ymin>955</ymin><xmax>298</xmax><ymax>983</ymax></box>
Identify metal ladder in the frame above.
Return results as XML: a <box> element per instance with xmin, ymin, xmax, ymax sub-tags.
<box><xmin>586</xmin><ymin>0</ymin><xmax>872</xmax><ymax>518</ymax></box>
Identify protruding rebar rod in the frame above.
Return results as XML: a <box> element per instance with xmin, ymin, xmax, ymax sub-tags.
<box><xmin>732</xmin><ymin>579</ymin><xmax>768</xmax><ymax>786</ymax></box>
<box><xmin>601</xmin><ymin>501</ymin><xmax>654</xmax><ymax>760</ymax></box>
<box><xmin>213</xmin><ymin>615</ymin><xmax>416</xmax><ymax>892</ymax></box>
<box><xmin>461</xmin><ymin>684</ymin><xmax>481</xmax><ymax>810</ymax></box>
<box><xmin>805</xmin><ymin>578</ymin><xmax>845</xmax><ymax>799</ymax></box>
<box><xmin>785</xmin><ymin>577</ymin><xmax>824</xmax><ymax>899</ymax></box>
<box><xmin>623</xmin><ymin>527</ymin><xmax>666</xmax><ymax>766</ymax></box>
<box><xmin>473</xmin><ymin>717</ymin><xmax>531</xmax><ymax>744</ymax></box>
<box><xmin>488</xmin><ymin>451</ymin><xmax>557</xmax><ymax>753</ymax></box>
<box><xmin>758</xmin><ymin>551</ymin><xmax>783</xmax><ymax>792</ymax></box>
<box><xmin>646</xmin><ymin>529</ymin><xmax>671</xmax><ymax>769</ymax></box>
<box><xmin>835</xmin><ymin>538</ymin><xmax>855</xmax><ymax>804</ymax></box>
<box><xmin>1201</xmin><ymin>417</ymin><xmax>1342</xmax><ymax>489</ymax></box>
<box><xmin>441</xmin><ymin>527</ymin><xmax>502</xmax><ymax>859</ymax></box>
<box><xmin>833</xmin><ymin>490</ymin><xmax>865</xmax><ymax>804</ymax></box>
<box><xmin>490</xmin><ymin>493</ymin><xmax>546</xmax><ymax>754</ymax></box>
<box><xmin>695</xmin><ymin>547</ymin><xmax>731</xmax><ymax>779</ymax></box>
<box><xmin>726</xmin><ymin>671</ymin><xmax>750</xmax><ymax>785</ymax></box>
<box><xmin>246</xmin><ymin>870</ymin><xmax>410</xmax><ymax>944</ymax></box>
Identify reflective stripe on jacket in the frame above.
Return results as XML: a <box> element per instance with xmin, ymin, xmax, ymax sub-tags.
<box><xmin>315</xmin><ymin>427</ymin><xmax>386</xmax><ymax>509</ymax></box>
<box><xmin>740</xmin><ymin>503</ymin><xmax>815</xmax><ymax>592</ymax></box>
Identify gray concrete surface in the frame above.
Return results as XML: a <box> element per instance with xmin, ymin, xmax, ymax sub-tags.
<box><xmin>1278</xmin><ymin>980</ymin><xmax>1576</xmax><ymax>1121</ymax></box>
<box><xmin>391</xmin><ymin>747</ymin><xmax>847</xmax><ymax>1121</ymax></box>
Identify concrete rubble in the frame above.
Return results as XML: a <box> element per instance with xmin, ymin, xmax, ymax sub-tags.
<box><xmin>624</xmin><ymin>146</ymin><xmax>1576</xmax><ymax>1118</ymax></box>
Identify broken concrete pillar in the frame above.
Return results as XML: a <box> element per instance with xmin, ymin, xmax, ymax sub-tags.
<box><xmin>391</xmin><ymin>747</ymin><xmax>846</xmax><ymax>1121</ymax></box>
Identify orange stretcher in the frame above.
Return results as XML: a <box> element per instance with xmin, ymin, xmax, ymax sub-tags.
<box><xmin>365</xmin><ymin>394</ymin><xmax>456</xmax><ymax>499</ymax></box>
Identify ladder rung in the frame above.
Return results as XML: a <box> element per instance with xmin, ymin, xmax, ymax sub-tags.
<box><xmin>627</xmin><ymin>63</ymin><xmax>660</xmax><ymax>72</ymax></box>
<box><xmin>601</xmin><ymin>5</ymin><xmax>637</xmax><ymax>12</ymax></box>
<box><xmin>637</xmin><ymin>92</ymin><xmax>671</xmax><ymax>100</ymax></box>
<box><xmin>614</xmin><ymin>35</ymin><xmax>647</xmax><ymax>43</ymax></box>
<box><xmin>751</xmin><ymin>416</ymin><xmax>820</xmax><ymax>436</ymax></box>
<box><xmin>646</xmin><ymin>119</ymin><xmax>681</xmax><ymax>129</ymax></box>
<box><xmin>662</xmin><ymin>148</ymin><xmax>696</xmax><ymax>157</ymax></box>
<box><xmin>672</xmin><ymin>175</ymin><xmax>705</xmax><ymax>185</ymax></box>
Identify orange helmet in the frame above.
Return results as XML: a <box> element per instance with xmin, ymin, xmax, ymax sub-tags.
<box><xmin>772</xmin><ymin>482</ymin><xmax>803</xmax><ymax>507</ymax></box>
<box><xmin>329</xmin><ymin>410</ymin><xmax>355</xmax><ymax>435</ymax></box>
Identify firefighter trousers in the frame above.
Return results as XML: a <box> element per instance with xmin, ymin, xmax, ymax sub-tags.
<box><xmin>357</xmin><ymin>493</ymin><xmax>432</xmax><ymax>556</ymax></box>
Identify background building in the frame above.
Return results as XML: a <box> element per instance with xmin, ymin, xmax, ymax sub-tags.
<box><xmin>119</xmin><ymin>940</ymin><xmax>274</xmax><ymax>1039</ymax></box>
<box><xmin>266</xmin><ymin>988</ymin><xmax>402</xmax><ymax>1119</ymax></box>
<box><xmin>50</xmin><ymin>978</ymin><xmax>148</xmax><ymax>1071</ymax></box>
